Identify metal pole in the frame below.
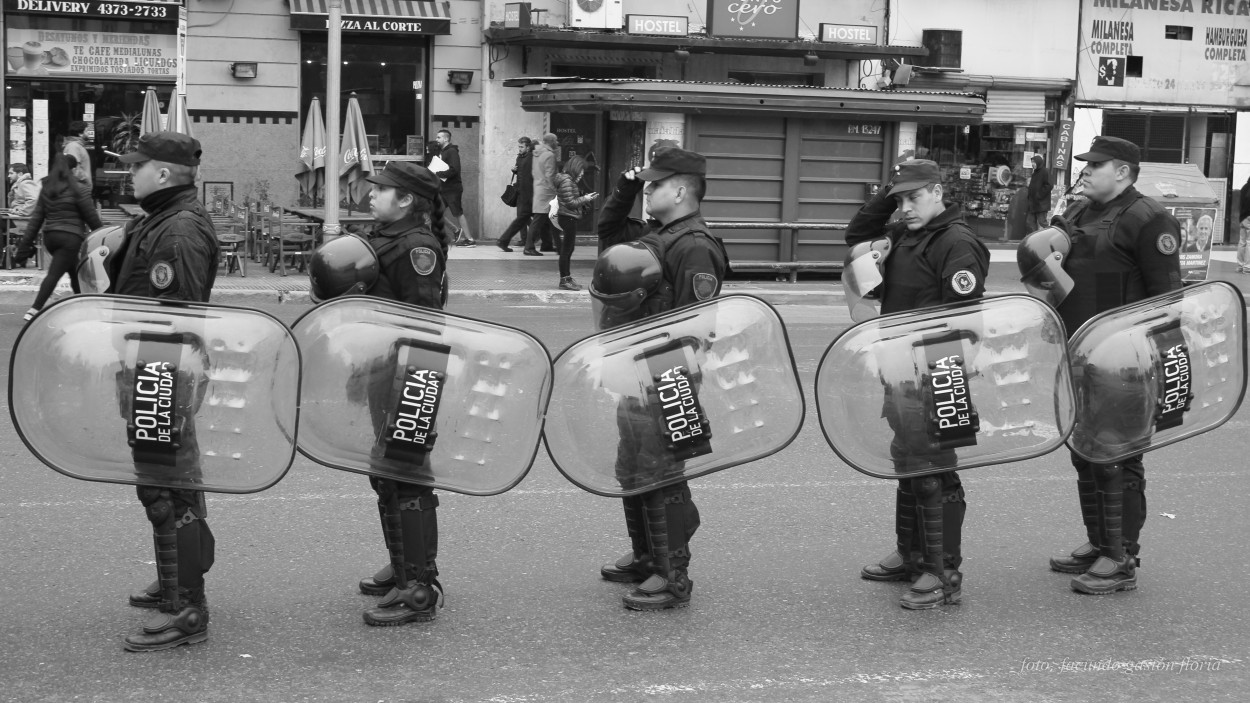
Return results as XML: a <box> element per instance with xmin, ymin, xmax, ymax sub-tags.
<box><xmin>323</xmin><ymin>0</ymin><xmax>343</xmax><ymax>239</ymax></box>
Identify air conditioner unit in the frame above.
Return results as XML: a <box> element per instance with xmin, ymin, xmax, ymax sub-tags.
<box><xmin>570</xmin><ymin>0</ymin><xmax>623</xmax><ymax>30</ymax></box>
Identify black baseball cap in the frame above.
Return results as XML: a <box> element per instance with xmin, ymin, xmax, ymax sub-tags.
<box><xmin>637</xmin><ymin>146</ymin><xmax>707</xmax><ymax>181</ymax></box>
<box><xmin>1075</xmin><ymin>136</ymin><xmax>1141</xmax><ymax>165</ymax></box>
<box><xmin>118</xmin><ymin>131</ymin><xmax>202</xmax><ymax>167</ymax></box>
<box><xmin>367</xmin><ymin>161</ymin><xmax>441</xmax><ymax>200</ymax></box>
<box><xmin>887</xmin><ymin>159</ymin><xmax>941</xmax><ymax>196</ymax></box>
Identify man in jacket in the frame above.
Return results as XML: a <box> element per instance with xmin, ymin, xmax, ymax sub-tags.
<box><xmin>110</xmin><ymin>131</ymin><xmax>221</xmax><ymax>651</ymax></box>
<box><xmin>7</xmin><ymin>162</ymin><xmax>41</xmax><ymax>216</ymax></box>
<box><xmin>431</xmin><ymin>129</ymin><xmax>474</xmax><ymax>247</ymax></box>
<box><xmin>64</xmin><ymin>120</ymin><xmax>93</xmax><ymax>188</ymax></box>
<box><xmin>524</xmin><ymin>133</ymin><xmax>559</xmax><ymax>255</ymax></box>
<box><xmin>1026</xmin><ymin>154</ymin><xmax>1052</xmax><ymax>232</ymax></box>
<box><xmin>497</xmin><ymin>137</ymin><xmax>534</xmax><ymax>252</ymax></box>
<box><xmin>846</xmin><ymin>159</ymin><xmax>989</xmax><ymax>610</ymax></box>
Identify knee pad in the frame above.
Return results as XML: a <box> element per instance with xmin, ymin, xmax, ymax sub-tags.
<box><xmin>913</xmin><ymin>476</ymin><xmax>942</xmax><ymax>500</ymax></box>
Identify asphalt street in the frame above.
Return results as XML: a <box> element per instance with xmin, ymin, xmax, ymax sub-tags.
<box><xmin>0</xmin><ymin>298</ymin><xmax>1247</xmax><ymax>703</ymax></box>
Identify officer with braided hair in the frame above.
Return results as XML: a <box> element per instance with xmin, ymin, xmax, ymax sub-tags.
<box><xmin>592</xmin><ymin>146</ymin><xmax>728</xmax><ymax>610</ymax></box>
<box><xmin>1040</xmin><ymin>136</ymin><xmax>1182</xmax><ymax>595</ymax></box>
<box><xmin>844</xmin><ymin>159</ymin><xmax>989</xmax><ymax>610</ymax></box>
<box><xmin>309</xmin><ymin>160</ymin><xmax>450</xmax><ymax>625</ymax></box>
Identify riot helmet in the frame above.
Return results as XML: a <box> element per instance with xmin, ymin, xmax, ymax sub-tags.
<box><xmin>843</xmin><ymin>237</ymin><xmax>893</xmax><ymax>322</ymax></box>
<box><xmin>1018</xmin><ymin>224</ymin><xmax>1074</xmax><ymax>307</ymax></box>
<box><xmin>588</xmin><ymin>241</ymin><xmax>663</xmax><ymax>330</ymax></box>
<box><xmin>76</xmin><ymin>224</ymin><xmax>126</xmax><ymax>294</ymax></box>
<box><xmin>308</xmin><ymin>234</ymin><xmax>380</xmax><ymax>303</ymax></box>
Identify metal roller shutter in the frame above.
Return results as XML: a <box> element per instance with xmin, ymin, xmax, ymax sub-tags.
<box><xmin>982</xmin><ymin>90</ymin><xmax>1046</xmax><ymax>124</ymax></box>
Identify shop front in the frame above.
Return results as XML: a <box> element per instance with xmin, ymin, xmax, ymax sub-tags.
<box><xmin>2</xmin><ymin>0</ymin><xmax>182</xmax><ymax>205</ymax></box>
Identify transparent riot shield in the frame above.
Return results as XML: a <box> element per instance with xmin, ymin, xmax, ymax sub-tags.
<box><xmin>817</xmin><ymin>294</ymin><xmax>1075</xmax><ymax>479</ymax></box>
<box><xmin>545</xmin><ymin>295</ymin><xmax>805</xmax><ymax>497</ymax></box>
<box><xmin>1067</xmin><ymin>281</ymin><xmax>1247</xmax><ymax>464</ymax></box>
<box><xmin>292</xmin><ymin>297</ymin><xmax>552</xmax><ymax>496</ymax></box>
<box><xmin>9</xmin><ymin>295</ymin><xmax>301</xmax><ymax>493</ymax></box>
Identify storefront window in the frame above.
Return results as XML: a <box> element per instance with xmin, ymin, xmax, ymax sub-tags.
<box><xmin>299</xmin><ymin>34</ymin><xmax>428</xmax><ymax>158</ymax></box>
<box><xmin>917</xmin><ymin>123</ymin><xmax>1049</xmax><ymax>223</ymax></box>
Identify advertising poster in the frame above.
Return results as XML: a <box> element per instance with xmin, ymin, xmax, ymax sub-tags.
<box><xmin>5</xmin><ymin>26</ymin><xmax>177</xmax><ymax>80</ymax></box>
<box><xmin>1169</xmin><ymin>205</ymin><xmax>1218</xmax><ymax>282</ymax></box>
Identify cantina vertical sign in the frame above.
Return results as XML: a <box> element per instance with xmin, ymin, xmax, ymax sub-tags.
<box><xmin>705</xmin><ymin>0</ymin><xmax>799</xmax><ymax>40</ymax></box>
<box><xmin>1077</xmin><ymin>0</ymin><xmax>1250</xmax><ymax>107</ymax></box>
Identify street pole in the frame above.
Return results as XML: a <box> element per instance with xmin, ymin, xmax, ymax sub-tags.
<box><xmin>323</xmin><ymin>0</ymin><xmax>343</xmax><ymax>240</ymax></box>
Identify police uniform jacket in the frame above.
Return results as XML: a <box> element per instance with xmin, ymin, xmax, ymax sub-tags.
<box><xmin>845</xmin><ymin>187</ymin><xmax>990</xmax><ymax>315</ymax></box>
<box><xmin>112</xmin><ymin>184</ymin><xmax>218</xmax><ymax>301</ymax></box>
<box><xmin>368</xmin><ymin>213</ymin><xmax>446</xmax><ymax>309</ymax></box>
<box><xmin>596</xmin><ymin>172</ymin><xmax>727</xmax><ymax>315</ymax></box>
<box><xmin>1053</xmin><ymin>184</ymin><xmax>1182</xmax><ymax>337</ymax></box>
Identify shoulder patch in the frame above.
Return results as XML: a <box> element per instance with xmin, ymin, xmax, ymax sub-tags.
<box><xmin>410</xmin><ymin>247</ymin><xmax>438</xmax><ymax>276</ymax></box>
<box><xmin>693</xmin><ymin>272</ymin><xmax>718</xmax><ymax>301</ymax></box>
<box><xmin>950</xmin><ymin>269</ymin><xmax>977</xmax><ymax>296</ymax></box>
<box><xmin>1156</xmin><ymin>233</ymin><xmax>1178</xmax><ymax>255</ymax></box>
<box><xmin>149</xmin><ymin>261</ymin><xmax>175</xmax><ymax>290</ymax></box>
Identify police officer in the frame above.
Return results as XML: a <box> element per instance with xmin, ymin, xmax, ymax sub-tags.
<box><xmin>109</xmin><ymin>131</ymin><xmax>220</xmax><ymax>650</ymax></box>
<box><xmin>310</xmin><ymin>160</ymin><xmax>449</xmax><ymax>625</ymax></box>
<box><xmin>845</xmin><ymin>159</ymin><xmax>989</xmax><ymax>610</ymax></box>
<box><xmin>1043</xmin><ymin>136</ymin><xmax>1182</xmax><ymax>594</ymax></box>
<box><xmin>592</xmin><ymin>146</ymin><xmax>728</xmax><ymax>610</ymax></box>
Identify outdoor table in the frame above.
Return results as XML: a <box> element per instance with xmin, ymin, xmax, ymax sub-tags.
<box><xmin>285</xmin><ymin>207</ymin><xmax>375</xmax><ymax>228</ymax></box>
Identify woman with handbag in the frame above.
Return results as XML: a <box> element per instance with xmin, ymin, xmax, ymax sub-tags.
<box><xmin>550</xmin><ymin>154</ymin><xmax>598</xmax><ymax>290</ymax></box>
<box><xmin>15</xmin><ymin>153</ymin><xmax>102</xmax><ymax>321</ymax></box>
<box><xmin>496</xmin><ymin>136</ymin><xmax>534</xmax><ymax>252</ymax></box>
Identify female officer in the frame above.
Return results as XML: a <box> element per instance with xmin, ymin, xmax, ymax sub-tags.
<box><xmin>310</xmin><ymin>160</ymin><xmax>448</xmax><ymax>626</ymax></box>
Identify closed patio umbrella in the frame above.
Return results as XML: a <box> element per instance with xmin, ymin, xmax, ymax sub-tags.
<box><xmin>165</xmin><ymin>92</ymin><xmax>193</xmax><ymax>138</ymax></box>
<box><xmin>296</xmin><ymin>97</ymin><xmax>326</xmax><ymax>206</ymax></box>
<box><xmin>139</xmin><ymin>87</ymin><xmax>163</xmax><ymax>135</ymax></box>
<box><xmin>339</xmin><ymin>93</ymin><xmax>374</xmax><ymax>213</ymax></box>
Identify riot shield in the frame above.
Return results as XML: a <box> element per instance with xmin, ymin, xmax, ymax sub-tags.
<box><xmin>1067</xmin><ymin>281</ymin><xmax>1247</xmax><ymax>464</ymax></box>
<box><xmin>9</xmin><ymin>295</ymin><xmax>301</xmax><ymax>493</ymax></box>
<box><xmin>816</xmin><ymin>294</ymin><xmax>1075</xmax><ymax>479</ymax></box>
<box><xmin>544</xmin><ymin>295</ymin><xmax>805</xmax><ymax>497</ymax></box>
<box><xmin>291</xmin><ymin>297</ymin><xmax>552</xmax><ymax>496</ymax></box>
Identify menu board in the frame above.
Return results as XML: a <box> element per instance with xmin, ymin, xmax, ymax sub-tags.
<box><xmin>6</xmin><ymin>26</ymin><xmax>177</xmax><ymax>80</ymax></box>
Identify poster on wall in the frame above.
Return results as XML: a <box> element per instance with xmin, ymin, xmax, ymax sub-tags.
<box><xmin>1076</xmin><ymin>0</ymin><xmax>1249</xmax><ymax>107</ymax></box>
<box><xmin>5</xmin><ymin>26</ymin><xmax>178</xmax><ymax>80</ymax></box>
<box><xmin>1168</xmin><ymin>205</ymin><xmax>1218</xmax><ymax>282</ymax></box>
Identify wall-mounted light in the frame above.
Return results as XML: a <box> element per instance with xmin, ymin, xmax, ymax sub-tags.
<box><xmin>803</xmin><ymin>51</ymin><xmax>819</xmax><ymax>67</ymax></box>
<box><xmin>447</xmin><ymin>70</ymin><xmax>473</xmax><ymax>94</ymax></box>
<box><xmin>229</xmin><ymin>62</ymin><xmax>258</xmax><ymax>79</ymax></box>
<box><xmin>674</xmin><ymin>48</ymin><xmax>690</xmax><ymax>64</ymax></box>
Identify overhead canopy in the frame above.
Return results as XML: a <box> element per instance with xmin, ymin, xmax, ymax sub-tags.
<box><xmin>289</xmin><ymin>0</ymin><xmax>452</xmax><ymax>34</ymax></box>
<box><xmin>512</xmin><ymin>78</ymin><xmax>985</xmax><ymax>125</ymax></box>
<box><xmin>484</xmin><ymin>26</ymin><xmax>929</xmax><ymax>62</ymax></box>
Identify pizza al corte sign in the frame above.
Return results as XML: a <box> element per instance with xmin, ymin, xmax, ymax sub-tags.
<box><xmin>706</xmin><ymin>0</ymin><xmax>799</xmax><ymax>40</ymax></box>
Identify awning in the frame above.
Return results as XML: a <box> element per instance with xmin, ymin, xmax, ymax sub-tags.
<box><xmin>289</xmin><ymin>0</ymin><xmax>452</xmax><ymax>35</ymax></box>
<box><xmin>513</xmin><ymin>78</ymin><xmax>985</xmax><ymax>125</ymax></box>
<box><xmin>982</xmin><ymin>89</ymin><xmax>1047</xmax><ymax>124</ymax></box>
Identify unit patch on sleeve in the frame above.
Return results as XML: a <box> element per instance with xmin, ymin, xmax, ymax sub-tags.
<box><xmin>149</xmin><ymin>261</ymin><xmax>175</xmax><ymax>290</ymax></box>
<box><xmin>950</xmin><ymin>269</ymin><xmax>977</xmax><ymax>296</ymax></box>
<box><xmin>1156</xmin><ymin>233</ymin><xmax>1178</xmax><ymax>255</ymax></box>
<box><xmin>411</xmin><ymin>247</ymin><xmax>438</xmax><ymax>276</ymax></box>
<box><xmin>693</xmin><ymin>272</ymin><xmax>718</xmax><ymax>300</ymax></box>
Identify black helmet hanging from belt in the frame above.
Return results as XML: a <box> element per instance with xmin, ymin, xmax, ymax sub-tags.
<box><xmin>308</xmin><ymin>234</ymin><xmax>381</xmax><ymax>303</ymax></box>
<box><xmin>588</xmin><ymin>241</ymin><xmax>664</xmax><ymax>330</ymax></box>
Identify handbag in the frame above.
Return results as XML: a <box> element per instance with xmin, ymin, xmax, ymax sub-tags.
<box><xmin>500</xmin><ymin>175</ymin><xmax>519</xmax><ymax>207</ymax></box>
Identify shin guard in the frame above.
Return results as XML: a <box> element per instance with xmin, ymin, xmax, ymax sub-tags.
<box><xmin>1123</xmin><ymin>476</ymin><xmax>1146</xmax><ymax>559</ymax></box>
<box><xmin>623</xmin><ymin>494</ymin><xmax>648</xmax><ymax>558</ymax></box>
<box><xmin>942</xmin><ymin>483</ymin><xmax>966</xmax><ymax>571</ymax></box>
<box><xmin>375</xmin><ymin>480</ymin><xmax>409</xmax><ymax>590</ymax></box>
<box><xmin>661</xmin><ymin>482</ymin><xmax>699</xmax><ymax>573</ymax></box>
<box><xmin>138</xmin><ymin>487</ymin><xmax>180</xmax><ymax>612</ymax></box>
<box><xmin>1076</xmin><ymin>461</ymin><xmax>1100</xmax><ymax>547</ymax></box>
<box><xmin>398</xmin><ymin>487</ymin><xmax>439</xmax><ymax>584</ymax></box>
<box><xmin>1092</xmin><ymin>464</ymin><xmax>1125</xmax><ymax>562</ymax></box>
<box><xmin>912</xmin><ymin>476</ymin><xmax>944</xmax><ymax>579</ymax></box>
<box><xmin>896</xmin><ymin>481</ymin><xmax>918</xmax><ymax>562</ymax></box>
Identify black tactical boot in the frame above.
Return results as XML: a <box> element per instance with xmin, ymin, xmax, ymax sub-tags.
<box><xmin>129</xmin><ymin>580</ymin><xmax>161</xmax><ymax>609</ymax></box>
<box><xmin>123</xmin><ymin>592</ymin><xmax>209</xmax><ymax>652</ymax></box>
<box><xmin>900</xmin><ymin>569</ymin><xmax>962</xmax><ymax>610</ymax></box>
<box><xmin>623</xmin><ymin>572</ymin><xmax>693</xmax><ymax>611</ymax></box>
<box><xmin>1071</xmin><ymin>555</ymin><xmax>1136</xmax><ymax>594</ymax></box>
<box><xmin>359</xmin><ymin>563</ymin><xmax>396</xmax><ymax>596</ymax></box>
<box><xmin>1049</xmin><ymin>541</ymin><xmax>1100</xmax><ymax>574</ymax></box>
<box><xmin>363</xmin><ymin>579</ymin><xmax>444</xmax><ymax>626</ymax></box>
<box><xmin>861</xmin><ymin>550</ymin><xmax>913</xmax><ymax>582</ymax></box>
<box><xmin>600</xmin><ymin>551</ymin><xmax>653</xmax><ymax>583</ymax></box>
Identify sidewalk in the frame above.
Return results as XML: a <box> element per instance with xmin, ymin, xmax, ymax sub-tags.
<box><xmin>0</xmin><ymin>242</ymin><xmax>1244</xmax><ymax>307</ymax></box>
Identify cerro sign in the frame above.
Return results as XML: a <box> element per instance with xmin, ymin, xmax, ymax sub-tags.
<box><xmin>626</xmin><ymin>14</ymin><xmax>689</xmax><ymax>36</ymax></box>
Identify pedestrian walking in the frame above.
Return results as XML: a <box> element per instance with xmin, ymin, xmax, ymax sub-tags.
<box><xmin>308</xmin><ymin>160</ymin><xmax>449</xmax><ymax>625</ymax></box>
<box><xmin>63</xmin><ymin>120</ymin><xmax>93</xmax><ymax>188</ymax></box>
<box><xmin>1033</xmin><ymin>136</ymin><xmax>1182</xmax><ymax>595</ymax></box>
<box><xmin>104</xmin><ymin>131</ymin><xmax>221</xmax><ymax>651</ymax></box>
<box><xmin>845</xmin><ymin>159</ymin><xmax>989</xmax><ymax>610</ymax></box>
<box><xmin>551</xmin><ymin>154</ymin><xmax>599</xmax><ymax>290</ymax></box>
<box><xmin>524</xmin><ymin>133</ymin><xmax>559</xmax><ymax>255</ymax></box>
<box><xmin>13</xmin><ymin>153</ymin><xmax>102</xmax><ymax>320</ymax></box>
<box><xmin>497</xmin><ymin>136</ymin><xmax>534</xmax><ymax>252</ymax></box>
<box><xmin>1026</xmin><ymin>154</ymin><xmax>1052</xmax><ymax>232</ymax></box>
<box><xmin>591</xmin><ymin>146</ymin><xmax>728</xmax><ymax>610</ymax></box>
<box><xmin>431</xmin><ymin>128</ymin><xmax>474</xmax><ymax>247</ymax></box>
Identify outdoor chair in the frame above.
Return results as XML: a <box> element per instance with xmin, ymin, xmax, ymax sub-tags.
<box><xmin>214</xmin><ymin>203</ymin><xmax>246</xmax><ymax>277</ymax></box>
<box><xmin>264</xmin><ymin>205</ymin><xmax>318</xmax><ymax>276</ymax></box>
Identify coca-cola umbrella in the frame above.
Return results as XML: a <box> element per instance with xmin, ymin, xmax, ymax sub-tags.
<box><xmin>139</xmin><ymin>86</ymin><xmax>163</xmax><ymax>135</ymax></box>
<box><xmin>165</xmin><ymin>92</ymin><xmax>193</xmax><ymax>138</ymax></box>
<box><xmin>296</xmin><ymin>97</ymin><xmax>326</xmax><ymax>206</ymax></box>
<box><xmin>339</xmin><ymin>92</ymin><xmax>374</xmax><ymax>214</ymax></box>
